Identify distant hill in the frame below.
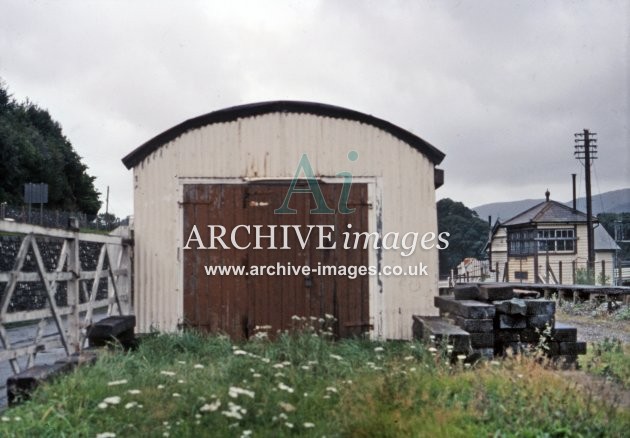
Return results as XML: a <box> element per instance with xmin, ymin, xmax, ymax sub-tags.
<box><xmin>474</xmin><ymin>188</ymin><xmax>630</xmax><ymax>223</ymax></box>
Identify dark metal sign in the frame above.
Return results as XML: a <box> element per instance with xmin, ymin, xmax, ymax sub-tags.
<box><xmin>24</xmin><ymin>183</ymin><xmax>48</xmax><ymax>204</ymax></box>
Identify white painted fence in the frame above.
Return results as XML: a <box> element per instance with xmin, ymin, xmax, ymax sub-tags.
<box><xmin>0</xmin><ymin>220</ymin><xmax>132</xmax><ymax>375</ymax></box>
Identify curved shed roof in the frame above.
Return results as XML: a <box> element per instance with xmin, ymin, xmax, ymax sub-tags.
<box><xmin>122</xmin><ymin>100</ymin><xmax>445</xmax><ymax>169</ymax></box>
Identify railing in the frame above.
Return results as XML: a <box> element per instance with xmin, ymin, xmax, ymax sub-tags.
<box><xmin>0</xmin><ymin>202</ymin><xmax>130</xmax><ymax>231</ymax></box>
<box><xmin>0</xmin><ymin>220</ymin><xmax>132</xmax><ymax>375</ymax></box>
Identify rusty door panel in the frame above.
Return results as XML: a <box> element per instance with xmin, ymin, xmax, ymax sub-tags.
<box><xmin>182</xmin><ymin>182</ymin><xmax>369</xmax><ymax>339</ymax></box>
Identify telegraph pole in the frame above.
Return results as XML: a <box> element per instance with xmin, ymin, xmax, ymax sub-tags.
<box><xmin>574</xmin><ymin>129</ymin><xmax>597</xmax><ymax>276</ymax></box>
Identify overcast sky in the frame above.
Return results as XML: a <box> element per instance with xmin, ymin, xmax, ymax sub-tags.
<box><xmin>1</xmin><ymin>0</ymin><xmax>628</xmax><ymax>217</ymax></box>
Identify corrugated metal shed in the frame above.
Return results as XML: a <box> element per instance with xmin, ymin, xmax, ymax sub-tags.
<box><xmin>122</xmin><ymin>101</ymin><xmax>446</xmax><ymax>340</ymax></box>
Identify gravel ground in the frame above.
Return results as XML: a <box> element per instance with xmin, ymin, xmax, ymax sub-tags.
<box><xmin>555</xmin><ymin>303</ymin><xmax>630</xmax><ymax>344</ymax></box>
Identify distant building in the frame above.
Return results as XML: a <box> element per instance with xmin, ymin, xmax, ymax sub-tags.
<box><xmin>487</xmin><ymin>190</ymin><xmax>619</xmax><ymax>285</ymax></box>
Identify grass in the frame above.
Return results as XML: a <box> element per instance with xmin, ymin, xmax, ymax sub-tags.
<box><xmin>1</xmin><ymin>319</ymin><xmax>629</xmax><ymax>437</ymax></box>
<box><xmin>584</xmin><ymin>338</ymin><xmax>630</xmax><ymax>388</ymax></box>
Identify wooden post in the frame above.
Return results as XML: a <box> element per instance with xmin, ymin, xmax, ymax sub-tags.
<box><xmin>572</xmin><ymin>260</ymin><xmax>576</xmax><ymax>284</ymax></box>
<box><xmin>66</xmin><ymin>234</ymin><xmax>81</xmax><ymax>352</ymax></box>
<box><xmin>601</xmin><ymin>259</ymin><xmax>606</xmax><ymax>285</ymax></box>
<box><xmin>504</xmin><ymin>261</ymin><xmax>509</xmax><ymax>282</ymax></box>
<box><xmin>558</xmin><ymin>261</ymin><xmax>563</xmax><ymax>285</ymax></box>
<box><xmin>495</xmin><ymin>262</ymin><xmax>499</xmax><ymax>282</ymax></box>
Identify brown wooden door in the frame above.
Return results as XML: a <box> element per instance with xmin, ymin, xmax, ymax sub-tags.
<box><xmin>182</xmin><ymin>182</ymin><xmax>369</xmax><ymax>339</ymax></box>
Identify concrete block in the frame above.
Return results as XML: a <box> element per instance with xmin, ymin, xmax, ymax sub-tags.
<box><xmin>525</xmin><ymin>299</ymin><xmax>555</xmax><ymax>316</ymax></box>
<box><xmin>498</xmin><ymin>314</ymin><xmax>527</xmax><ymax>329</ymax></box>
<box><xmin>559</xmin><ymin>342</ymin><xmax>587</xmax><ymax>355</ymax></box>
<box><xmin>520</xmin><ymin>329</ymin><xmax>541</xmax><ymax>343</ymax></box>
<box><xmin>88</xmin><ymin>315</ymin><xmax>136</xmax><ymax>348</ymax></box>
<box><xmin>493</xmin><ymin>298</ymin><xmax>527</xmax><ymax>316</ymax></box>
<box><xmin>495</xmin><ymin>331</ymin><xmax>521</xmax><ymax>344</ymax></box>
<box><xmin>412</xmin><ymin>315</ymin><xmax>471</xmax><ymax>354</ymax></box>
<box><xmin>7</xmin><ymin>362</ymin><xmax>73</xmax><ymax>406</ymax></box>
<box><xmin>552</xmin><ymin>323</ymin><xmax>577</xmax><ymax>342</ymax></box>
<box><xmin>469</xmin><ymin>332</ymin><xmax>495</xmax><ymax>348</ymax></box>
<box><xmin>454</xmin><ymin>317</ymin><xmax>494</xmax><ymax>333</ymax></box>
<box><xmin>527</xmin><ymin>314</ymin><xmax>554</xmax><ymax>329</ymax></box>
<box><xmin>478</xmin><ymin>284</ymin><xmax>514</xmax><ymax>301</ymax></box>
<box><xmin>434</xmin><ymin>296</ymin><xmax>496</xmax><ymax>319</ymax></box>
<box><xmin>453</xmin><ymin>285</ymin><xmax>480</xmax><ymax>300</ymax></box>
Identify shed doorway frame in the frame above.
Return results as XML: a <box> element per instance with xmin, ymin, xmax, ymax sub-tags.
<box><xmin>176</xmin><ymin>176</ymin><xmax>384</xmax><ymax>339</ymax></box>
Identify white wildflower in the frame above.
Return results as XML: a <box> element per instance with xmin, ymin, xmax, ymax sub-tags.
<box><xmin>428</xmin><ymin>347</ymin><xmax>437</xmax><ymax>353</ymax></box>
<box><xmin>125</xmin><ymin>402</ymin><xmax>138</xmax><ymax>409</ymax></box>
<box><xmin>303</xmin><ymin>422</ymin><xmax>315</xmax><ymax>428</ymax></box>
<box><xmin>200</xmin><ymin>400</ymin><xmax>221</xmax><ymax>412</ymax></box>
<box><xmin>107</xmin><ymin>379</ymin><xmax>128</xmax><ymax>386</ymax></box>
<box><xmin>1</xmin><ymin>417</ymin><xmax>9</xmax><ymax>422</ymax></box>
<box><xmin>128</xmin><ymin>389</ymin><xmax>141</xmax><ymax>395</ymax></box>
<box><xmin>97</xmin><ymin>402</ymin><xmax>108</xmax><ymax>409</ymax></box>
<box><xmin>274</xmin><ymin>372</ymin><xmax>285</xmax><ymax>378</ymax></box>
<box><xmin>404</xmin><ymin>356</ymin><xmax>414</xmax><ymax>361</ymax></box>
<box><xmin>301</xmin><ymin>365</ymin><xmax>310</xmax><ymax>370</ymax></box>
<box><xmin>241</xmin><ymin>431</ymin><xmax>252</xmax><ymax>437</ymax></box>
<box><xmin>307</xmin><ymin>360</ymin><xmax>318</xmax><ymax>365</ymax></box>
<box><xmin>157</xmin><ymin>384</ymin><xmax>165</xmax><ymax>389</ymax></box>
<box><xmin>233</xmin><ymin>350</ymin><xmax>248</xmax><ymax>356</ymax></box>
<box><xmin>291</xmin><ymin>315</ymin><xmax>301</xmax><ymax>321</ymax></box>
<box><xmin>160</xmin><ymin>371</ymin><xmax>176</xmax><ymax>377</ymax></box>
<box><xmin>194</xmin><ymin>364</ymin><xmax>204</xmax><ymax>369</ymax></box>
<box><xmin>272</xmin><ymin>363</ymin><xmax>284</xmax><ymax>369</ymax></box>
<box><xmin>410</xmin><ymin>367</ymin><xmax>417</xmax><ymax>372</ymax></box>
<box><xmin>324</xmin><ymin>313</ymin><xmax>334</xmax><ymax>320</ymax></box>
<box><xmin>177</xmin><ymin>360</ymin><xmax>186</xmax><ymax>365</ymax></box>
<box><xmin>177</xmin><ymin>379</ymin><xmax>185</xmax><ymax>384</ymax></box>
<box><xmin>279</xmin><ymin>413</ymin><xmax>288</xmax><ymax>420</ymax></box>
<box><xmin>329</xmin><ymin>354</ymin><xmax>343</xmax><ymax>360</ymax></box>
<box><xmin>374</xmin><ymin>346</ymin><xmax>384</xmax><ymax>353</ymax></box>
<box><xmin>325</xmin><ymin>387</ymin><xmax>338</xmax><ymax>393</ymax></box>
<box><xmin>261</xmin><ymin>358</ymin><xmax>271</xmax><ymax>363</ymax></box>
<box><xmin>278</xmin><ymin>382</ymin><xmax>294</xmax><ymax>393</ymax></box>
<box><xmin>96</xmin><ymin>433</ymin><xmax>117</xmax><ymax>438</ymax></box>
<box><xmin>103</xmin><ymin>396</ymin><xmax>121</xmax><ymax>405</ymax></box>
<box><xmin>172</xmin><ymin>393</ymin><xmax>181</xmax><ymax>398</ymax></box>
<box><xmin>457</xmin><ymin>355</ymin><xmax>467</xmax><ymax>361</ymax></box>
<box><xmin>285</xmin><ymin>422</ymin><xmax>294</xmax><ymax>429</ymax></box>
<box><xmin>252</xmin><ymin>373</ymin><xmax>262</xmax><ymax>378</ymax></box>
<box><xmin>229</xmin><ymin>386</ymin><xmax>255</xmax><ymax>399</ymax></box>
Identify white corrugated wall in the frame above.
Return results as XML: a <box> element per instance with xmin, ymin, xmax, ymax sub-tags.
<box><xmin>132</xmin><ymin>112</ymin><xmax>441</xmax><ymax>339</ymax></box>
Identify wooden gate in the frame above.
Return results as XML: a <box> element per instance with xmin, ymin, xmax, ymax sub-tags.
<box><xmin>182</xmin><ymin>182</ymin><xmax>369</xmax><ymax>339</ymax></box>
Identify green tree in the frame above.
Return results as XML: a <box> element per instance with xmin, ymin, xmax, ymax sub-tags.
<box><xmin>0</xmin><ymin>80</ymin><xmax>101</xmax><ymax>214</ymax></box>
<box><xmin>437</xmin><ymin>198</ymin><xmax>490</xmax><ymax>276</ymax></box>
<box><xmin>597</xmin><ymin>212</ymin><xmax>630</xmax><ymax>260</ymax></box>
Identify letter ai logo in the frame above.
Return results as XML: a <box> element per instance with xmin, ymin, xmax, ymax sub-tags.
<box><xmin>274</xmin><ymin>151</ymin><xmax>359</xmax><ymax>215</ymax></box>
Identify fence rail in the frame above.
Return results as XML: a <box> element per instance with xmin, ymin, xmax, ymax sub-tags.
<box><xmin>0</xmin><ymin>220</ymin><xmax>133</xmax><ymax>375</ymax></box>
<box><xmin>0</xmin><ymin>202</ymin><xmax>129</xmax><ymax>231</ymax></box>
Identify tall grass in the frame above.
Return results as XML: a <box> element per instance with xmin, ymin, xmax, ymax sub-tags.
<box><xmin>0</xmin><ymin>320</ymin><xmax>628</xmax><ymax>437</ymax></box>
